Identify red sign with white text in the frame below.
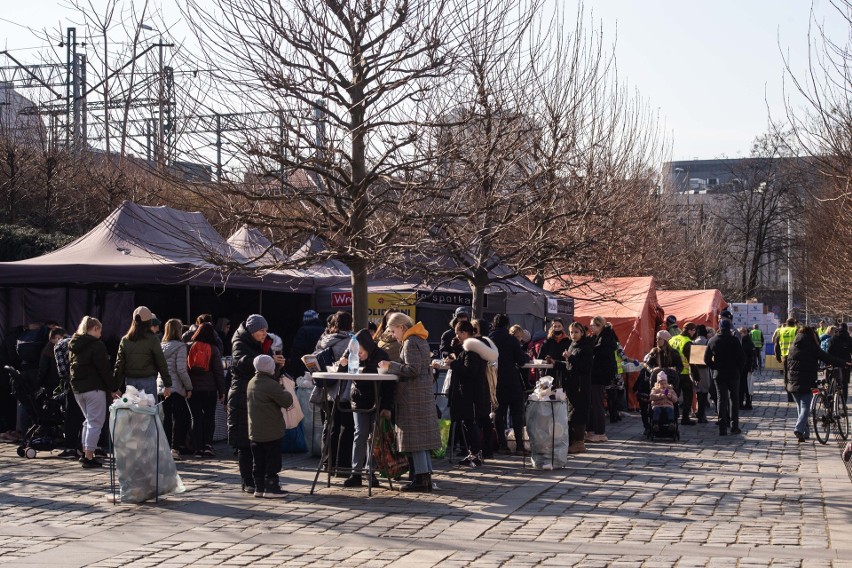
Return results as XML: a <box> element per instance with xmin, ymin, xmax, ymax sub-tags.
<box><xmin>331</xmin><ymin>291</ymin><xmax>353</xmax><ymax>308</ymax></box>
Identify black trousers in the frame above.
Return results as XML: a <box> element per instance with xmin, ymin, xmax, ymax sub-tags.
<box><xmin>715</xmin><ymin>376</ymin><xmax>740</xmax><ymax>431</ymax></box>
<box><xmin>238</xmin><ymin>444</ymin><xmax>281</xmax><ymax>488</ymax></box>
<box><xmin>679</xmin><ymin>375</ymin><xmax>694</xmax><ymax>420</ymax></box>
<box><xmin>63</xmin><ymin>388</ymin><xmax>84</xmax><ymax>450</ymax></box>
<box><xmin>163</xmin><ymin>393</ymin><xmax>192</xmax><ymax>450</ymax></box>
<box><xmin>188</xmin><ymin>391</ymin><xmax>217</xmax><ymax>450</ymax></box>
<box><xmin>495</xmin><ymin>388</ymin><xmax>524</xmax><ymax>450</ymax></box>
<box><xmin>250</xmin><ymin>438</ymin><xmax>282</xmax><ymax>492</ymax></box>
<box><xmin>321</xmin><ymin>403</ymin><xmax>354</xmax><ymax>473</ymax></box>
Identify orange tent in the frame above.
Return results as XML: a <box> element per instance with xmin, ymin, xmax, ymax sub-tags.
<box><xmin>543</xmin><ymin>276</ymin><xmax>664</xmax><ymax>409</ymax></box>
<box><xmin>656</xmin><ymin>289</ymin><xmax>727</xmax><ymax>331</ymax></box>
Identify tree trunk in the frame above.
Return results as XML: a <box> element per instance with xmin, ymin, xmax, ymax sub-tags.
<box><xmin>350</xmin><ymin>257</ymin><xmax>369</xmax><ymax>330</ymax></box>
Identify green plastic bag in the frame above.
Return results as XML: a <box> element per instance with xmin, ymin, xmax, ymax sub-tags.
<box><xmin>431</xmin><ymin>418</ymin><xmax>452</xmax><ymax>458</ymax></box>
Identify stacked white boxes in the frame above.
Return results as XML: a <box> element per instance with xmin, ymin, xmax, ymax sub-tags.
<box><xmin>729</xmin><ymin>303</ymin><xmax>779</xmax><ymax>353</ymax></box>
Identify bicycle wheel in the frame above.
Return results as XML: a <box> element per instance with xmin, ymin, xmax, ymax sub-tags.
<box><xmin>834</xmin><ymin>392</ymin><xmax>849</xmax><ymax>440</ymax></box>
<box><xmin>812</xmin><ymin>394</ymin><xmax>832</xmax><ymax>445</ymax></box>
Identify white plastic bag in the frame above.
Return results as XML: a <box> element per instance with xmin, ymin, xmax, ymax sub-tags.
<box><xmin>525</xmin><ymin>400</ymin><xmax>570</xmax><ymax>470</ymax></box>
<box><xmin>296</xmin><ymin>385</ymin><xmax>323</xmax><ymax>457</ymax></box>
<box><xmin>109</xmin><ymin>399</ymin><xmax>185</xmax><ymax>503</ymax></box>
<box><xmin>280</xmin><ymin>375</ymin><xmax>304</xmax><ymax>429</ymax></box>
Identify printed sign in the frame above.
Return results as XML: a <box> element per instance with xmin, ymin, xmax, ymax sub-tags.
<box><xmin>368</xmin><ymin>293</ymin><xmax>416</xmax><ymax>325</ymax></box>
<box><xmin>416</xmin><ymin>290</ymin><xmax>488</xmax><ymax>308</ymax></box>
<box><xmin>330</xmin><ymin>291</ymin><xmax>352</xmax><ymax>308</ymax></box>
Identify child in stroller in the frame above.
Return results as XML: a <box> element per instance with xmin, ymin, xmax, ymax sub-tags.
<box><xmin>646</xmin><ymin>369</ymin><xmax>681</xmax><ymax>440</ymax></box>
<box><xmin>5</xmin><ymin>366</ymin><xmax>66</xmax><ymax>458</ymax></box>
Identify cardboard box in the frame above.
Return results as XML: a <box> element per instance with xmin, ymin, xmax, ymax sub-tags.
<box><xmin>747</xmin><ymin>303</ymin><xmax>764</xmax><ymax>314</ymax></box>
<box><xmin>689</xmin><ymin>344</ymin><xmax>708</xmax><ymax>366</ymax></box>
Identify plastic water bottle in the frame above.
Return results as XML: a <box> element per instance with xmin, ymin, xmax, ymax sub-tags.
<box><xmin>347</xmin><ymin>334</ymin><xmax>360</xmax><ymax>374</ymax></box>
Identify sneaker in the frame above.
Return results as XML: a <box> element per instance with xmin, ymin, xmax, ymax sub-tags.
<box><xmin>794</xmin><ymin>431</ymin><xmax>805</xmax><ymax>443</ymax></box>
<box><xmin>94</xmin><ymin>448</ymin><xmax>107</xmax><ymax>458</ymax></box>
<box><xmin>730</xmin><ymin>427</ymin><xmax>742</xmax><ymax>434</ymax></box>
<box><xmin>171</xmin><ymin>449</ymin><xmax>183</xmax><ymax>460</ymax></box>
<box><xmin>56</xmin><ymin>449</ymin><xmax>80</xmax><ymax>459</ymax></box>
<box><xmin>843</xmin><ymin>443</ymin><xmax>852</xmax><ymax>462</ymax></box>
<box><xmin>195</xmin><ymin>450</ymin><xmax>205</xmax><ymax>459</ymax></box>
<box><xmin>590</xmin><ymin>434</ymin><xmax>608</xmax><ymax>442</ymax></box>
<box><xmin>584</xmin><ymin>433</ymin><xmax>595</xmax><ymax>442</ymax></box>
<box><xmin>202</xmin><ymin>445</ymin><xmax>216</xmax><ymax>458</ymax></box>
<box><xmin>242</xmin><ymin>483</ymin><xmax>256</xmax><ymax>494</ymax></box>
<box><xmin>80</xmin><ymin>456</ymin><xmax>102</xmax><ymax>469</ymax></box>
<box><xmin>256</xmin><ymin>486</ymin><xmax>287</xmax><ymax>499</ymax></box>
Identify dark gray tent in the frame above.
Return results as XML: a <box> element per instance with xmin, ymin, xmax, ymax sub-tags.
<box><xmin>0</xmin><ymin>202</ymin><xmax>320</xmax><ymax>346</ymax></box>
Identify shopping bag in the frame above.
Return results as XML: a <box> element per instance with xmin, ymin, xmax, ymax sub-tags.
<box><xmin>280</xmin><ymin>375</ymin><xmax>304</xmax><ymax>429</ymax></box>
<box><xmin>372</xmin><ymin>416</ymin><xmax>409</xmax><ymax>479</ymax></box>
<box><xmin>431</xmin><ymin>418</ymin><xmax>452</xmax><ymax>458</ymax></box>
<box><xmin>297</xmin><ymin>386</ymin><xmax>323</xmax><ymax>457</ymax></box>
<box><xmin>281</xmin><ymin>422</ymin><xmax>308</xmax><ymax>454</ymax></box>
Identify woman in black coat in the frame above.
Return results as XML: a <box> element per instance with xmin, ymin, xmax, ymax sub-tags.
<box><xmin>828</xmin><ymin>323</ymin><xmax>852</xmax><ymax>403</ymax></box>
<box><xmin>228</xmin><ymin>314</ymin><xmax>280</xmax><ymax>493</ymax></box>
<box><xmin>559</xmin><ymin>322</ymin><xmax>593</xmax><ymax>453</ymax></box>
<box><xmin>448</xmin><ymin>320</ymin><xmax>496</xmax><ymax>466</ymax></box>
<box><xmin>587</xmin><ymin>316</ymin><xmax>617</xmax><ymax>442</ymax></box>
<box><xmin>786</xmin><ymin>326</ymin><xmax>848</xmax><ymax>442</ymax></box>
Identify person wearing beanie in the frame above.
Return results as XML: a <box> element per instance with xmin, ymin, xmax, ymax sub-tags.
<box><xmin>640</xmin><ymin>330</ymin><xmax>683</xmax><ymax>432</ymax></box>
<box><xmin>229</xmin><ymin>314</ymin><xmax>284</xmax><ymax>494</ymax></box>
<box><xmin>114</xmin><ymin>306</ymin><xmax>172</xmax><ymax>398</ymax></box>
<box><xmin>665</xmin><ymin>315</ymin><xmax>681</xmax><ymax>337</ymax></box>
<box><xmin>704</xmin><ymin>318</ymin><xmax>746</xmax><ymax>435</ymax></box>
<box><xmin>247</xmin><ymin>354</ymin><xmax>293</xmax><ymax>498</ymax></box>
<box><xmin>287</xmin><ymin>310</ymin><xmax>326</xmax><ymax>377</ymax></box>
<box><xmin>649</xmin><ymin>371</ymin><xmax>678</xmax><ymax>425</ymax></box>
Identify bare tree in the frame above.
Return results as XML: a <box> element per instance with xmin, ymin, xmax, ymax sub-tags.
<box><xmin>180</xmin><ymin>0</ymin><xmax>456</xmax><ymax>327</ymax></box>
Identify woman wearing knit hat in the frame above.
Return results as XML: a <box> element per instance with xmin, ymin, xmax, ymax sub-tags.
<box><xmin>114</xmin><ymin>306</ymin><xmax>172</xmax><ymax>399</ymax></box>
<box><xmin>229</xmin><ymin>314</ymin><xmax>285</xmax><ymax>494</ymax></box>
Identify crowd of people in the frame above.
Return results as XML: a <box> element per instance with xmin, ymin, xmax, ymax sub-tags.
<box><xmin>2</xmin><ymin>303</ymin><xmax>851</xmax><ymax>498</ymax></box>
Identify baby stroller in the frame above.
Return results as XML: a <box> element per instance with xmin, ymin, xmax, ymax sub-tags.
<box><xmin>5</xmin><ymin>366</ymin><xmax>66</xmax><ymax>458</ymax></box>
<box><xmin>645</xmin><ymin>367</ymin><xmax>680</xmax><ymax>442</ymax></box>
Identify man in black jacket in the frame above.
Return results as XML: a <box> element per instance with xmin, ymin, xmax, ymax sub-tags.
<box><xmin>489</xmin><ymin>314</ymin><xmax>529</xmax><ymax>454</ymax></box>
<box><xmin>704</xmin><ymin>319</ymin><xmax>745</xmax><ymax>435</ymax></box>
<box><xmin>287</xmin><ymin>310</ymin><xmax>326</xmax><ymax>377</ymax></box>
<box><xmin>440</xmin><ymin>307</ymin><xmax>470</xmax><ymax>359</ymax></box>
<box><xmin>828</xmin><ymin>323</ymin><xmax>852</xmax><ymax>403</ymax></box>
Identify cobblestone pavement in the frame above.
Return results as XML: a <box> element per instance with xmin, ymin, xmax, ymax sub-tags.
<box><xmin>1</xmin><ymin>370</ymin><xmax>851</xmax><ymax>567</ymax></box>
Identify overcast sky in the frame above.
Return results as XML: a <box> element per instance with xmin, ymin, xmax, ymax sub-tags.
<box><xmin>1</xmin><ymin>0</ymin><xmax>848</xmax><ymax>161</ymax></box>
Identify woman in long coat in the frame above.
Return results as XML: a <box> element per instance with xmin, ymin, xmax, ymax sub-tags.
<box><xmin>378</xmin><ymin>312</ymin><xmax>441</xmax><ymax>492</ymax></box>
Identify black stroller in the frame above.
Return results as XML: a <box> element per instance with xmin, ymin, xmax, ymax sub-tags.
<box><xmin>5</xmin><ymin>366</ymin><xmax>66</xmax><ymax>458</ymax></box>
<box><xmin>643</xmin><ymin>367</ymin><xmax>680</xmax><ymax>442</ymax></box>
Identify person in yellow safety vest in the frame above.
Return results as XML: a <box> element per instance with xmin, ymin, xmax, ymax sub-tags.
<box><xmin>750</xmin><ymin>324</ymin><xmax>765</xmax><ymax>371</ymax></box>
<box><xmin>816</xmin><ymin>320</ymin><xmax>828</xmax><ymax>338</ymax></box>
<box><xmin>774</xmin><ymin>318</ymin><xmax>798</xmax><ymax>402</ymax></box>
<box><xmin>608</xmin><ymin>345</ymin><xmax>628</xmax><ymax>423</ymax></box>
<box><xmin>668</xmin><ymin>322</ymin><xmax>698</xmax><ymax>425</ymax></box>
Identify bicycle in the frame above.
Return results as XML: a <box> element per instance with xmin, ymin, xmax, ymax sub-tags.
<box><xmin>811</xmin><ymin>367</ymin><xmax>849</xmax><ymax>444</ymax></box>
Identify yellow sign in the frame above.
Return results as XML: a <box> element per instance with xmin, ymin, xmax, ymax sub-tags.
<box><xmin>368</xmin><ymin>293</ymin><xmax>416</xmax><ymax>325</ymax></box>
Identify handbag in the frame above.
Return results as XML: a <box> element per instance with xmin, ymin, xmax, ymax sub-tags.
<box><xmin>280</xmin><ymin>375</ymin><xmax>305</xmax><ymax>429</ymax></box>
<box><xmin>372</xmin><ymin>416</ymin><xmax>409</xmax><ymax>479</ymax></box>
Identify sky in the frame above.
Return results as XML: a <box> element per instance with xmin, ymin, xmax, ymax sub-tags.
<box><xmin>1</xmin><ymin>0</ymin><xmax>848</xmax><ymax>161</ymax></box>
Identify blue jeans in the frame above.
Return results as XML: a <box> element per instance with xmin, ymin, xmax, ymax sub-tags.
<box><xmin>792</xmin><ymin>391</ymin><xmax>813</xmax><ymax>438</ymax></box>
<box><xmin>351</xmin><ymin>411</ymin><xmax>373</xmax><ymax>473</ymax></box>
<box><xmin>652</xmin><ymin>406</ymin><xmax>674</xmax><ymax>422</ymax></box>
<box><xmin>411</xmin><ymin>450</ymin><xmax>432</xmax><ymax>474</ymax></box>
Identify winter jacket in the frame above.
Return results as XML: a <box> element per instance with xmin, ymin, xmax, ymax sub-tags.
<box><xmin>69</xmin><ymin>333</ymin><xmax>118</xmax><ymax>394</ymax></box>
<box><xmin>377</xmin><ymin>331</ymin><xmax>402</xmax><ymax>363</ymax></box>
<box><xmin>247</xmin><ymin>371</ymin><xmax>293</xmax><ymax>443</ymax></box>
<box><xmin>315</xmin><ymin>332</ymin><xmax>351</xmax><ymax>360</ymax></box>
<box><xmin>158</xmin><ymin>340</ymin><xmax>193</xmax><ymax>397</ymax></box>
<box><xmin>590</xmin><ymin>326</ymin><xmax>618</xmax><ymax>386</ymax></box>
<box><xmin>449</xmin><ymin>337</ymin><xmax>496</xmax><ymax>421</ymax></box>
<box><xmin>643</xmin><ymin>344</ymin><xmax>683</xmax><ymax>374</ymax></box>
<box><xmin>828</xmin><ymin>331</ymin><xmax>852</xmax><ymax>364</ymax></box>
<box><xmin>649</xmin><ymin>381</ymin><xmax>678</xmax><ymax>408</ymax></box>
<box><xmin>704</xmin><ymin>330</ymin><xmax>745</xmax><ymax>381</ymax></box>
<box><xmin>489</xmin><ymin>326</ymin><xmax>529</xmax><ymax>396</ymax></box>
<box><xmin>287</xmin><ymin>319</ymin><xmax>326</xmax><ymax>376</ymax></box>
<box><xmin>342</xmin><ymin>329</ymin><xmax>391</xmax><ymax>411</ymax></box>
<box><xmin>38</xmin><ymin>341</ymin><xmax>61</xmax><ymax>392</ymax></box>
<box><xmin>114</xmin><ymin>331</ymin><xmax>172</xmax><ymax>387</ymax></box>
<box><xmin>741</xmin><ymin>335</ymin><xmax>756</xmax><ymax>373</ymax></box>
<box><xmin>786</xmin><ymin>332</ymin><xmax>846</xmax><ymax>394</ymax></box>
<box><xmin>386</xmin><ymin>322</ymin><xmax>441</xmax><ymax>452</ymax></box>
<box><xmin>187</xmin><ymin>341</ymin><xmax>227</xmax><ymax>395</ymax></box>
<box><xmin>563</xmin><ymin>335</ymin><xmax>594</xmax><ymax>423</ymax></box>
<box><xmin>228</xmin><ymin>322</ymin><xmax>273</xmax><ymax>448</ymax></box>
<box><xmin>182</xmin><ymin>324</ymin><xmax>225</xmax><ymax>353</ymax></box>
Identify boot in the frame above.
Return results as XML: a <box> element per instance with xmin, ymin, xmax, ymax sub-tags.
<box><xmin>744</xmin><ymin>394</ymin><xmax>753</xmax><ymax>410</ymax></box>
<box><xmin>681</xmin><ymin>413</ymin><xmax>696</xmax><ymax>426</ymax></box>
<box><xmin>568</xmin><ymin>441</ymin><xmax>586</xmax><ymax>454</ymax></box>
<box><xmin>696</xmin><ymin>393</ymin><xmax>709</xmax><ymax>424</ymax></box>
<box><xmin>400</xmin><ymin>473</ymin><xmax>432</xmax><ymax>493</ymax></box>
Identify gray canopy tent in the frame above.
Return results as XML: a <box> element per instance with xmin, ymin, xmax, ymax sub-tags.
<box><xmin>0</xmin><ymin>201</ymin><xmax>321</xmax><ymax>346</ymax></box>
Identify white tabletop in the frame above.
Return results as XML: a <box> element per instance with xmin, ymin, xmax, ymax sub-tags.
<box><xmin>312</xmin><ymin>372</ymin><xmax>399</xmax><ymax>381</ymax></box>
<box><xmin>522</xmin><ymin>363</ymin><xmax>554</xmax><ymax>369</ymax></box>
